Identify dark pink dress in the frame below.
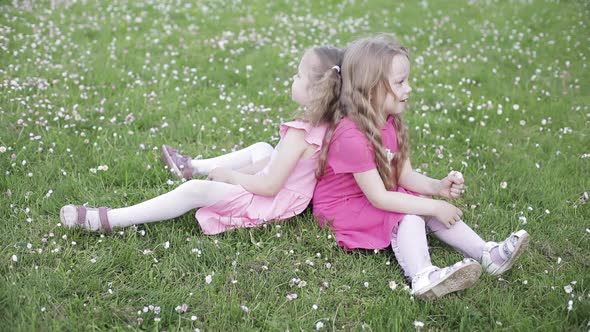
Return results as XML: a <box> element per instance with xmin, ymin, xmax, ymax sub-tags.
<box><xmin>312</xmin><ymin>116</ymin><xmax>418</xmax><ymax>250</ymax></box>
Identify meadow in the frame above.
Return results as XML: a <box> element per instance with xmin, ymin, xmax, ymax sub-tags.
<box><xmin>0</xmin><ymin>0</ymin><xmax>588</xmax><ymax>330</ymax></box>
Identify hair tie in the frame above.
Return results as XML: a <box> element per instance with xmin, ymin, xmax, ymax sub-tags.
<box><xmin>331</xmin><ymin>65</ymin><xmax>340</xmax><ymax>73</ymax></box>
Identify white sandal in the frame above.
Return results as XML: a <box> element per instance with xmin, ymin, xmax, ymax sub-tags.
<box><xmin>481</xmin><ymin>229</ymin><xmax>530</xmax><ymax>275</ymax></box>
<box><xmin>411</xmin><ymin>258</ymin><xmax>482</xmax><ymax>300</ymax></box>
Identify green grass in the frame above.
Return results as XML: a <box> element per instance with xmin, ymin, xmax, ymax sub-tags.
<box><xmin>1</xmin><ymin>0</ymin><xmax>589</xmax><ymax>330</ymax></box>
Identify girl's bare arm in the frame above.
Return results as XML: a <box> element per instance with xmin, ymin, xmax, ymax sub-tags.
<box><xmin>235</xmin><ymin>157</ymin><xmax>271</xmax><ymax>175</ymax></box>
<box><xmin>226</xmin><ymin>129</ymin><xmax>308</xmax><ymax>196</ymax></box>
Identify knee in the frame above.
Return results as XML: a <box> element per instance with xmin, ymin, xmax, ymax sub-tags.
<box><xmin>253</xmin><ymin>142</ymin><xmax>274</xmax><ymax>154</ymax></box>
<box><xmin>177</xmin><ymin>179</ymin><xmax>207</xmax><ymax>197</ymax></box>
<box><xmin>401</xmin><ymin>214</ymin><xmax>425</xmax><ymax>227</ymax></box>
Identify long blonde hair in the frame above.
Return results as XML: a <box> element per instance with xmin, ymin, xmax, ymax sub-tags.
<box><xmin>324</xmin><ymin>34</ymin><xmax>410</xmax><ymax>188</ymax></box>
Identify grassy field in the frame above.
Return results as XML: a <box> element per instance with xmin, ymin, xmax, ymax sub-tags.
<box><xmin>1</xmin><ymin>0</ymin><xmax>589</xmax><ymax>330</ymax></box>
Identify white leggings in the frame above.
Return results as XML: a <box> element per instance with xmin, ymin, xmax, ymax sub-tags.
<box><xmin>390</xmin><ymin>215</ymin><xmax>486</xmax><ymax>281</ymax></box>
<box><xmin>190</xmin><ymin>142</ymin><xmax>274</xmax><ymax>175</ymax></box>
<box><xmin>107</xmin><ymin>180</ymin><xmax>238</xmax><ymax>228</ymax></box>
<box><xmin>107</xmin><ymin>143</ymin><xmax>273</xmax><ymax>228</ymax></box>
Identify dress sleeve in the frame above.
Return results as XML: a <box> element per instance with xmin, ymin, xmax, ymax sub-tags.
<box><xmin>327</xmin><ymin>125</ymin><xmax>376</xmax><ymax>174</ymax></box>
<box><xmin>279</xmin><ymin>121</ymin><xmax>326</xmax><ymax>149</ymax></box>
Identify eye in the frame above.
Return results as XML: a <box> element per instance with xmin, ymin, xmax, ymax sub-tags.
<box><xmin>396</xmin><ymin>79</ymin><xmax>404</xmax><ymax>85</ymax></box>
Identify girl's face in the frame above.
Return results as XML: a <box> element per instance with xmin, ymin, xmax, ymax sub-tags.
<box><xmin>291</xmin><ymin>50</ymin><xmax>316</xmax><ymax>106</ymax></box>
<box><xmin>382</xmin><ymin>54</ymin><xmax>412</xmax><ymax>115</ymax></box>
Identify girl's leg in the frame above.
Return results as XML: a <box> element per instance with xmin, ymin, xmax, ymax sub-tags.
<box><xmin>61</xmin><ymin>180</ymin><xmax>237</xmax><ymax>230</ymax></box>
<box><xmin>190</xmin><ymin>142</ymin><xmax>274</xmax><ymax>176</ymax></box>
<box><xmin>425</xmin><ymin>217</ymin><xmax>486</xmax><ymax>261</ymax></box>
<box><xmin>391</xmin><ymin>215</ymin><xmax>483</xmax><ymax>299</ymax></box>
<box><xmin>425</xmin><ymin>217</ymin><xmax>517</xmax><ymax>267</ymax></box>
<box><xmin>390</xmin><ymin>215</ymin><xmax>434</xmax><ymax>281</ymax></box>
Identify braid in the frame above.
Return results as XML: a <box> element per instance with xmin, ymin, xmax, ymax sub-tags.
<box><xmin>346</xmin><ymin>89</ymin><xmax>394</xmax><ymax>188</ymax></box>
<box><xmin>391</xmin><ymin>114</ymin><xmax>409</xmax><ymax>187</ymax></box>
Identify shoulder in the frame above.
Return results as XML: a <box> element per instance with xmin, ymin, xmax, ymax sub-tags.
<box><xmin>336</xmin><ymin>117</ymin><xmax>359</xmax><ymax>131</ymax></box>
<box><xmin>333</xmin><ymin>117</ymin><xmax>367</xmax><ymax>142</ymax></box>
<box><xmin>280</xmin><ymin>120</ymin><xmax>310</xmax><ymax>131</ymax></box>
<box><xmin>281</xmin><ymin>120</ymin><xmax>327</xmax><ymax>148</ymax></box>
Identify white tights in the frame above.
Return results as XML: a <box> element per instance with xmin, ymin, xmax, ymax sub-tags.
<box><xmin>106</xmin><ymin>180</ymin><xmax>238</xmax><ymax>228</ymax></box>
<box><xmin>190</xmin><ymin>142</ymin><xmax>274</xmax><ymax>175</ymax></box>
<box><xmin>63</xmin><ymin>142</ymin><xmax>275</xmax><ymax>231</ymax></box>
<box><xmin>390</xmin><ymin>215</ymin><xmax>486</xmax><ymax>281</ymax></box>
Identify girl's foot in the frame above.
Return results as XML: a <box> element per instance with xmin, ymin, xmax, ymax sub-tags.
<box><xmin>411</xmin><ymin>258</ymin><xmax>482</xmax><ymax>300</ymax></box>
<box><xmin>481</xmin><ymin>229</ymin><xmax>529</xmax><ymax>275</ymax></box>
<box><xmin>161</xmin><ymin>145</ymin><xmax>194</xmax><ymax>180</ymax></box>
<box><xmin>60</xmin><ymin>205</ymin><xmax>113</xmax><ymax>233</ymax></box>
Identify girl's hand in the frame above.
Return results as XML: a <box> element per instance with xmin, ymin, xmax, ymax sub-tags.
<box><xmin>208</xmin><ymin>167</ymin><xmax>236</xmax><ymax>184</ymax></box>
<box><xmin>438</xmin><ymin>171</ymin><xmax>465</xmax><ymax>199</ymax></box>
<box><xmin>434</xmin><ymin>200</ymin><xmax>463</xmax><ymax>228</ymax></box>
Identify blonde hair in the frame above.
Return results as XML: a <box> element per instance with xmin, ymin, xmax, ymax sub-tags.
<box><xmin>304</xmin><ymin>46</ymin><xmax>344</xmax><ymax>126</ymax></box>
<box><xmin>321</xmin><ymin>34</ymin><xmax>410</xmax><ymax>188</ymax></box>
<box><xmin>290</xmin><ymin>47</ymin><xmax>344</xmax><ymax>179</ymax></box>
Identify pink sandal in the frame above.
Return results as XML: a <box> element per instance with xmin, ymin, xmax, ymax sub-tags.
<box><xmin>60</xmin><ymin>205</ymin><xmax>112</xmax><ymax>233</ymax></box>
<box><xmin>161</xmin><ymin>144</ymin><xmax>194</xmax><ymax>180</ymax></box>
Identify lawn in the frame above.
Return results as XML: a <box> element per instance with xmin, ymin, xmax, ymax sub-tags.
<box><xmin>0</xmin><ymin>0</ymin><xmax>588</xmax><ymax>330</ymax></box>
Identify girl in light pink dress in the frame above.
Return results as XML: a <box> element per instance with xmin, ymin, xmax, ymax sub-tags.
<box><xmin>312</xmin><ymin>35</ymin><xmax>529</xmax><ymax>300</ymax></box>
<box><xmin>59</xmin><ymin>46</ymin><xmax>343</xmax><ymax>234</ymax></box>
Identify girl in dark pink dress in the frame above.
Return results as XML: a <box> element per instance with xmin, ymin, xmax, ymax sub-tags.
<box><xmin>312</xmin><ymin>35</ymin><xmax>529</xmax><ymax>300</ymax></box>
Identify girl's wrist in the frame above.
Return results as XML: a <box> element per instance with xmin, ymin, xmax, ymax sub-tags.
<box><xmin>426</xmin><ymin>198</ymin><xmax>441</xmax><ymax>216</ymax></box>
<box><xmin>432</xmin><ymin>179</ymin><xmax>443</xmax><ymax>196</ymax></box>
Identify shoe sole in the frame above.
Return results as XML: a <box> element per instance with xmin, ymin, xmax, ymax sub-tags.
<box><xmin>494</xmin><ymin>230</ymin><xmax>530</xmax><ymax>275</ymax></box>
<box><xmin>417</xmin><ymin>261</ymin><xmax>483</xmax><ymax>300</ymax></box>
<box><xmin>59</xmin><ymin>205</ymin><xmax>68</xmax><ymax>225</ymax></box>
<box><xmin>161</xmin><ymin>145</ymin><xmax>183</xmax><ymax>178</ymax></box>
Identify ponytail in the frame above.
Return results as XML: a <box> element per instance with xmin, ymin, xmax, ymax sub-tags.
<box><xmin>291</xmin><ymin>46</ymin><xmax>343</xmax><ymax>178</ymax></box>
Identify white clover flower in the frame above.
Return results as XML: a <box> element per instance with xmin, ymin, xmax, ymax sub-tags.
<box><xmin>389</xmin><ymin>281</ymin><xmax>398</xmax><ymax>290</ymax></box>
<box><xmin>205</xmin><ymin>275</ymin><xmax>212</xmax><ymax>284</ymax></box>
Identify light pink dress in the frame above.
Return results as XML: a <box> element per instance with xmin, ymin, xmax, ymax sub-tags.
<box><xmin>196</xmin><ymin>121</ymin><xmax>327</xmax><ymax>235</ymax></box>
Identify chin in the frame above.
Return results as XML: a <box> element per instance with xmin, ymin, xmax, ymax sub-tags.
<box><xmin>395</xmin><ymin>103</ymin><xmax>407</xmax><ymax>114</ymax></box>
<box><xmin>390</xmin><ymin>108</ymin><xmax>405</xmax><ymax>115</ymax></box>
